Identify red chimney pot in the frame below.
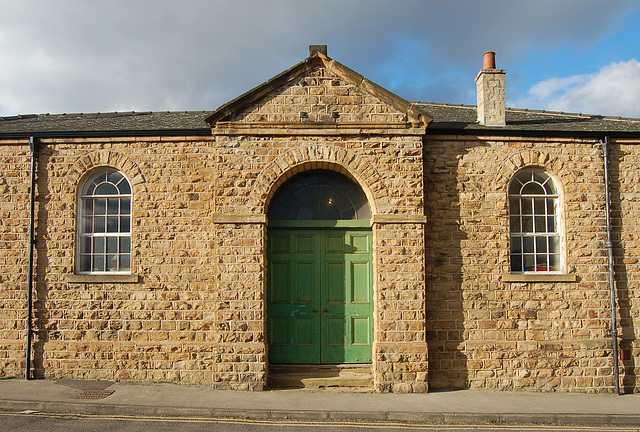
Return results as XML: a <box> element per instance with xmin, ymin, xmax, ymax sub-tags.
<box><xmin>483</xmin><ymin>51</ymin><xmax>496</xmax><ymax>69</ymax></box>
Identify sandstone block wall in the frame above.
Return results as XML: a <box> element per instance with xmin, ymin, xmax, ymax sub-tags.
<box><xmin>1</xmin><ymin>63</ymin><xmax>638</xmax><ymax>393</ymax></box>
<box><xmin>0</xmin><ymin>63</ymin><xmax>431</xmax><ymax>392</ymax></box>
<box><xmin>424</xmin><ymin>135</ymin><xmax>639</xmax><ymax>393</ymax></box>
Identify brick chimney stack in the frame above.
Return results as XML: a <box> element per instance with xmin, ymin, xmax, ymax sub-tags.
<box><xmin>476</xmin><ymin>51</ymin><xmax>506</xmax><ymax>126</ymax></box>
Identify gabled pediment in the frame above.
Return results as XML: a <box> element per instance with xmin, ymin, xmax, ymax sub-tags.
<box><xmin>205</xmin><ymin>52</ymin><xmax>432</xmax><ymax>135</ymax></box>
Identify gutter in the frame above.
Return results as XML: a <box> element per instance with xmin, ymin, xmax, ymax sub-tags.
<box><xmin>601</xmin><ymin>136</ymin><xmax>621</xmax><ymax>395</ymax></box>
<box><xmin>0</xmin><ymin>128</ymin><xmax>211</xmax><ymax>140</ymax></box>
<box><xmin>26</xmin><ymin>136</ymin><xmax>38</xmax><ymax>380</ymax></box>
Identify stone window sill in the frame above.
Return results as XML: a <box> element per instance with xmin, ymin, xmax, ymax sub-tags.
<box><xmin>65</xmin><ymin>274</ymin><xmax>140</xmax><ymax>283</ymax></box>
<box><xmin>502</xmin><ymin>273</ymin><xmax>577</xmax><ymax>283</ymax></box>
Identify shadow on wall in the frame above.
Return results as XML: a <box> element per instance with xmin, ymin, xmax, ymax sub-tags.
<box><xmin>424</xmin><ymin>141</ymin><xmax>470</xmax><ymax>390</ymax></box>
<box><xmin>32</xmin><ymin>144</ymin><xmax>52</xmax><ymax>379</ymax></box>
<box><xmin>611</xmin><ymin>147</ymin><xmax>637</xmax><ymax>394</ymax></box>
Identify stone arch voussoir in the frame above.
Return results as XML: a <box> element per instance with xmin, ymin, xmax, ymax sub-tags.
<box><xmin>253</xmin><ymin>145</ymin><xmax>387</xmax><ymax>215</ymax></box>
<box><xmin>65</xmin><ymin>149</ymin><xmax>147</xmax><ymax>194</ymax></box>
<box><xmin>496</xmin><ymin>149</ymin><xmax>574</xmax><ymax>193</ymax></box>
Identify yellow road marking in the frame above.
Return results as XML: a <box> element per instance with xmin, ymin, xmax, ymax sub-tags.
<box><xmin>1</xmin><ymin>411</ymin><xmax>634</xmax><ymax>431</ymax></box>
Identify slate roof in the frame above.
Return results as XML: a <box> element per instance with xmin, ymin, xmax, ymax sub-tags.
<box><xmin>1</xmin><ymin>104</ymin><xmax>640</xmax><ymax>138</ymax></box>
<box><xmin>418</xmin><ymin>103</ymin><xmax>640</xmax><ymax>136</ymax></box>
<box><xmin>0</xmin><ymin>111</ymin><xmax>211</xmax><ymax>137</ymax></box>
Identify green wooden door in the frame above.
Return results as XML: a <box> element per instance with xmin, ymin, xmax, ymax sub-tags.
<box><xmin>267</xmin><ymin>229</ymin><xmax>373</xmax><ymax>364</ymax></box>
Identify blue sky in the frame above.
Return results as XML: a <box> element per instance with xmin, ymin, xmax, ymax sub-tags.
<box><xmin>1</xmin><ymin>0</ymin><xmax>640</xmax><ymax>117</ymax></box>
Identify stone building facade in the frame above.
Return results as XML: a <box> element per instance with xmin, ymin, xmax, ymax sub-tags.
<box><xmin>0</xmin><ymin>47</ymin><xmax>638</xmax><ymax>393</ymax></box>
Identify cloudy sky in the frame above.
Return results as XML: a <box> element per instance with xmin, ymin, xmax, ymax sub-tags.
<box><xmin>1</xmin><ymin>1</ymin><xmax>640</xmax><ymax>118</ymax></box>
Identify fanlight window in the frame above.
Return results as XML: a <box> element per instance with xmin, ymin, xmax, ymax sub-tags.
<box><xmin>509</xmin><ymin>168</ymin><xmax>561</xmax><ymax>272</ymax></box>
<box><xmin>268</xmin><ymin>170</ymin><xmax>370</xmax><ymax>220</ymax></box>
<box><xmin>78</xmin><ymin>168</ymin><xmax>132</xmax><ymax>273</ymax></box>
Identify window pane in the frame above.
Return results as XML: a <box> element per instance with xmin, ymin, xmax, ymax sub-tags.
<box><xmin>549</xmin><ymin>254</ymin><xmax>561</xmax><ymax>271</ymax></box>
<box><xmin>510</xmin><ymin>216</ymin><xmax>521</xmax><ymax>233</ymax></box>
<box><xmin>121</xmin><ymin>198</ymin><xmax>131</xmax><ymax>215</ymax></box>
<box><xmin>533</xmin><ymin>171</ymin><xmax>548</xmax><ymax>184</ymax></box>
<box><xmin>119</xmin><ymin>255</ymin><xmax>131</xmax><ymax>272</ymax></box>
<box><xmin>522</xmin><ymin>182</ymin><xmax>545</xmax><ymax>195</ymax></box>
<box><xmin>107</xmin><ymin>237</ymin><xmax>118</xmax><ymax>254</ymax></box>
<box><xmin>534</xmin><ymin>198</ymin><xmax>546</xmax><ymax>214</ymax></box>
<box><xmin>543</xmin><ymin>179</ymin><xmax>557</xmax><ymax>195</ymax></box>
<box><xmin>106</xmin><ymin>255</ymin><xmax>118</xmax><ymax>272</ymax></box>
<box><xmin>547</xmin><ymin>216</ymin><xmax>556</xmax><ymax>232</ymax></box>
<box><xmin>95</xmin><ymin>216</ymin><xmax>106</xmax><ymax>233</ymax></box>
<box><xmin>536</xmin><ymin>236</ymin><xmax>548</xmax><ymax>253</ymax></box>
<box><xmin>521</xmin><ymin>199</ymin><xmax>533</xmax><ymax>215</ymax></box>
<box><xmin>549</xmin><ymin>236</ymin><xmax>560</xmax><ymax>254</ymax></box>
<box><xmin>107</xmin><ymin>198</ymin><xmax>119</xmax><ymax>215</ymax></box>
<box><xmin>510</xmin><ymin>237</ymin><xmax>522</xmax><ymax>254</ymax></box>
<box><xmin>107</xmin><ymin>216</ymin><xmax>119</xmax><ymax>233</ymax></box>
<box><xmin>509</xmin><ymin>198</ymin><xmax>520</xmax><ymax>215</ymax></box>
<box><xmin>523</xmin><ymin>254</ymin><xmax>535</xmax><ymax>271</ymax></box>
<box><xmin>79</xmin><ymin>237</ymin><xmax>91</xmax><ymax>254</ymax></box>
<box><xmin>84</xmin><ymin>199</ymin><xmax>94</xmax><ymax>216</ymax></box>
<box><xmin>120</xmin><ymin>237</ymin><xmax>131</xmax><ymax>254</ymax></box>
<box><xmin>536</xmin><ymin>255</ymin><xmax>548</xmax><ymax>271</ymax></box>
<box><xmin>95</xmin><ymin>183</ymin><xmax>119</xmax><ymax>195</ymax></box>
<box><xmin>118</xmin><ymin>180</ymin><xmax>131</xmax><ymax>195</ymax></box>
<box><xmin>79</xmin><ymin>255</ymin><xmax>91</xmax><ymax>272</ymax></box>
<box><xmin>82</xmin><ymin>215</ymin><xmax>93</xmax><ymax>234</ymax></box>
<box><xmin>522</xmin><ymin>216</ymin><xmax>533</xmax><ymax>232</ymax></box>
<box><xmin>120</xmin><ymin>216</ymin><xmax>130</xmax><ymax>232</ymax></box>
<box><xmin>94</xmin><ymin>237</ymin><xmax>105</xmax><ymax>253</ymax></box>
<box><xmin>343</xmin><ymin>207</ymin><xmax>356</xmax><ymax>220</ymax></box>
<box><xmin>108</xmin><ymin>170</ymin><xmax>123</xmax><ymax>185</ymax></box>
<box><xmin>95</xmin><ymin>199</ymin><xmax>106</xmax><ymax>215</ymax></box>
<box><xmin>511</xmin><ymin>255</ymin><xmax>523</xmax><ymax>272</ymax></box>
<box><xmin>523</xmin><ymin>237</ymin><xmax>534</xmax><ymax>253</ymax></box>
<box><xmin>547</xmin><ymin>200</ymin><xmax>556</xmax><ymax>215</ymax></box>
<box><xmin>93</xmin><ymin>255</ymin><xmax>105</xmax><ymax>272</ymax></box>
<box><xmin>535</xmin><ymin>216</ymin><xmax>547</xmax><ymax>233</ymax></box>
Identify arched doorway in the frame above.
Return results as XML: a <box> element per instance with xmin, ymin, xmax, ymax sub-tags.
<box><xmin>267</xmin><ymin>170</ymin><xmax>373</xmax><ymax>364</ymax></box>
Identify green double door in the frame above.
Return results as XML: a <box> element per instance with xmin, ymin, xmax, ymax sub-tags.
<box><xmin>267</xmin><ymin>229</ymin><xmax>373</xmax><ymax>364</ymax></box>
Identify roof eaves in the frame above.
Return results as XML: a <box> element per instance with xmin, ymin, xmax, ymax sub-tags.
<box><xmin>0</xmin><ymin>128</ymin><xmax>212</xmax><ymax>140</ymax></box>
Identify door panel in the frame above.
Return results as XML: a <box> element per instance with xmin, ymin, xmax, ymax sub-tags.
<box><xmin>267</xmin><ymin>229</ymin><xmax>372</xmax><ymax>364</ymax></box>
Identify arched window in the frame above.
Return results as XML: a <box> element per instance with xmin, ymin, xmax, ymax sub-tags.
<box><xmin>267</xmin><ymin>170</ymin><xmax>370</xmax><ymax>221</ymax></box>
<box><xmin>509</xmin><ymin>168</ymin><xmax>561</xmax><ymax>272</ymax></box>
<box><xmin>78</xmin><ymin>168</ymin><xmax>132</xmax><ymax>273</ymax></box>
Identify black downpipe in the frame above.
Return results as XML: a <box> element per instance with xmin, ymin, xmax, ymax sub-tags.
<box><xmin>26</xmin><ymin>136</ymin><xmax>38</xmax><ymax>380</ymax></box>
<box><xmin>602</xmin><ymin>136</ymin><xmax>621</xmax><ymax>395</ymax></box>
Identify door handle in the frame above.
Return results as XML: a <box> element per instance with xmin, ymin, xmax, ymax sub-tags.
<box><xmin>324</xmin><ymin>308</ymin><xmax>328</xmax><ymax>313</ymax></box>
<box><xmin>313</xmin><ymin>309</ymin><xmax>317</xmax><ymax>313</ymax></box>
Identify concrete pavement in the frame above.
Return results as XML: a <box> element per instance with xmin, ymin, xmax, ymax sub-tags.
<box><xmin>0</xmin><ymin>378</ymin><xmax>639</xmax><ymax>427</ymax></box>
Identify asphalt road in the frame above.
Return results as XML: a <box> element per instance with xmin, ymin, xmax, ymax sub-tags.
<box><xmin>1</xmin><ymin>412</ymin><xmax>638</xmax><ymax>432</ymax></box>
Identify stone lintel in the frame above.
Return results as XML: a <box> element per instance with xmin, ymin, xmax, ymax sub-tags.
<box><xmin>212</xmin><ymin>214</ymin><xmax>267</xmax><ymax>224</ymax></box>
<box><xmin>371</xmin><ymin>214</ymin><xmax>427</xmax><ymax>224</ymax></box>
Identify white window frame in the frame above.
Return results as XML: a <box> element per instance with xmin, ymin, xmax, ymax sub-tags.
<box><xmin>509</xmin><ymin>168</ymin><xmax>562</xmax><ymax>273</ymax></box>
<box><xmin>77</xmin><ymin>168</ymin><xmax>132</xmax><ymax>274</ymax></box>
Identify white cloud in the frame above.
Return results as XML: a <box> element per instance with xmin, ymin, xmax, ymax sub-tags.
<box><xmin>513</xmin><ymin>59</ymin><xmax>640</xmax><ymax>117</ymax></box>
<box><xmin>0</xmin><ymin>0</ymin><xmax>638</xmax><ymax>115</ymax></box>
